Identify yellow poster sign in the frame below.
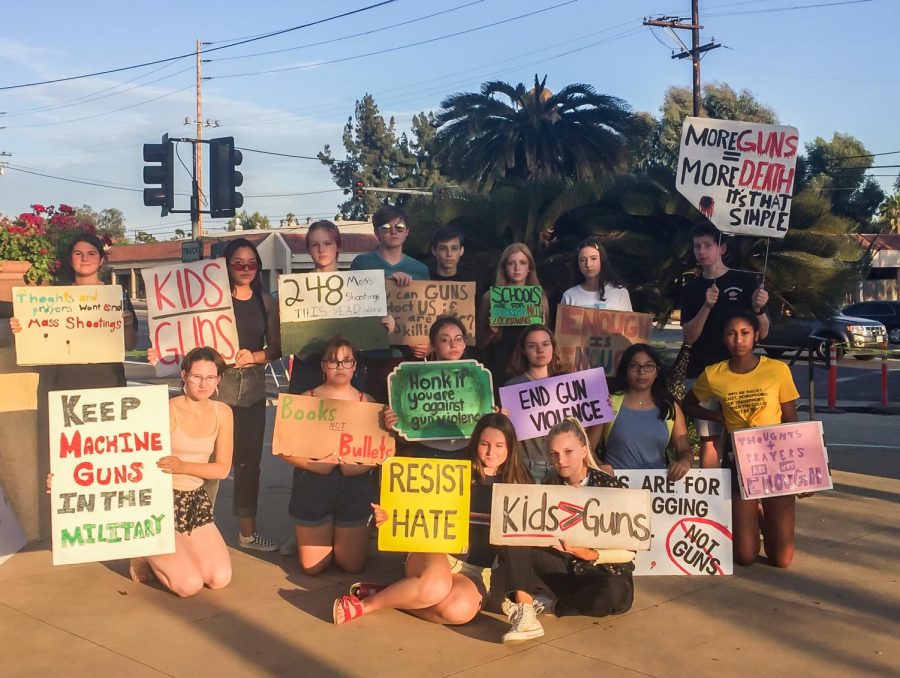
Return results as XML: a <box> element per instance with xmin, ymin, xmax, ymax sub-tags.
<box><xmin>378</xmin><ymin>457</ymin><xmax>470</xmax><ymax>553</ymax></box>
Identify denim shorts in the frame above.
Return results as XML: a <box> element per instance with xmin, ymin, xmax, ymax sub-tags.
<box><xmin>288</xmin><ymin>466</ymin><xmax>377</xmax><ymax>528</ymax></box>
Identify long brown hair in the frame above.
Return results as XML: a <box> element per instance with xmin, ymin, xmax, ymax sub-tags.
<box><xmin>495</xmin><ymin>242</ymin><xmax>541</xmax><ymax>287</ymax></box>
<box><xmin>507</xmin><ymin>324</ymin><xmax>568</xmax><ymax>378</ymax></box>
<box><xmin>467</xmin><ymin>413</ymin><xmax>533</xmax><ymax>485</ymax></box>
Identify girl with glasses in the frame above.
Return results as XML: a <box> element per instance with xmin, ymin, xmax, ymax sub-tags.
<box><xmin>503</xmin><ymin>324</ymin><xmax>570</xmax><ymax>482</ymax></box>
<box><xmin>218</xmin><ymin>238</ymin><xmax>282</xmax><ymax>551</ymax></box>
<box><xmin>129</xmin><ymin>347</ymin><xmax>233</xmax><ymax>596</ymax></box>
<box><xmin>281</xmin><ymin>338</ymin><xmax>385</xmax><ymax>575</ymax></box>
<box><xmin>560</xmin><ymin>238</ymin><xmax>631</xmax><ymax>311</ymax></box>
<box><xmin>590</xmin><ymin>344</ymin><xmax>692</xmax><ymax>480</ymax></box>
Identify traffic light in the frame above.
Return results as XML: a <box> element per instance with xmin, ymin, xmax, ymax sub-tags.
<box><xmin>142</xmin><ymin>134</ymin><xmax>174</xmax><ymax>216</ymax></box>
<box><xmin>209</xmin><ymin>136</ymin><xmax>244</xmax><ymax>219</ymax></box>
<box><xmin>353</xmin><ymin>178</ymin><xmax>365</xmax><ymax>200</ymax></box>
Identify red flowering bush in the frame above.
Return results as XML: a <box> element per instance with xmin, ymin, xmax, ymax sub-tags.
<box><xmin>0</xmin><ymin>203</ymin><xmax>93</xmax><ymax>284</ymax></box>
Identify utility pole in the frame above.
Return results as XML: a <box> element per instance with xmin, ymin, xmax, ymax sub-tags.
<box><xmin>644</xmin><ymin>0</ymin><xmax>721</xmax><ymax>116</ymax></box>
<box><xmin>193</xmin><ymin>39</ymin><xmax>203</xmax><ymax>239</ymax></box>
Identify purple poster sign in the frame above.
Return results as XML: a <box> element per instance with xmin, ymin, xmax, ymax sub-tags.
<box><xmin>499</xmin><ymin>368</ymin><xmax>613</xmax><ymax>441</ymax></box>
<box><xmin>732</xmin><ymin>421</ymin><xmax>832</xmax><ymax>500</ymax></box>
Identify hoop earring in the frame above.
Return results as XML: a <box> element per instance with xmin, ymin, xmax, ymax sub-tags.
<box><xmin>215</xmin><ymin>386</ymin><xmax>220</xmax><ymax>397</ymax></box>
<box><xmin>182</xmin><ymin>385</ymin><xmax>186</xmax><ymax>394</ymax></box>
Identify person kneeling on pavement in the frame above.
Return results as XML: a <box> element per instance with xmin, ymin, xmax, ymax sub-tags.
<box><xmin>497</xmin><ymin>418</ymin><xmax>635</xmax><ymax>644</ymax></box>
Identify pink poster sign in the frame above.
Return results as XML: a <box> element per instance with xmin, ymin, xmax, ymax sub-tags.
<box><xmin>732</xmin><ymin>421</ymin><xmax>832</xmax><ymax>500</ymax></box>
<box><xmin>498</xmin><ymin>368</ymin><xmax>613</xmax><ymax>441</ymax></box>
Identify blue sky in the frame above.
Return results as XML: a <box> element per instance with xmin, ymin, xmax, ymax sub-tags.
<box><xmin>1</xmin><ymin>0</ymin><xmax>896</xmax><ymax>240</ymax></box>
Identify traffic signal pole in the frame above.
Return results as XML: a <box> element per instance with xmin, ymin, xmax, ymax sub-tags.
<box><xmin>193</xmin><ymin>39</ymin><xmax>203</xmax><ymax>239</ymax></box>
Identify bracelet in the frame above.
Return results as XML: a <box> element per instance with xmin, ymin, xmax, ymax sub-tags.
<box><xmin>754</xmin><ymin>307</ymin><xmax>767</xmax><ymax>316</ymax></box>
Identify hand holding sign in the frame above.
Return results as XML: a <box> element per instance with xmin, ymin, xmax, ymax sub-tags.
<box><xmin>752</xmin><ymin>285</ymin><xmax>768</xmax><ymax>314</ymax></box>
<box><xmin>705</xmin><ymin>283</ymin><xmax>719</xmax><ymax>309</ymax></box>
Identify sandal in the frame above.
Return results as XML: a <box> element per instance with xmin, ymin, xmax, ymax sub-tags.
<box><xmin>349</xmin><ymin>582</ymin><xmax>387</xmax><ymax>600</ymax></box>
<box><xmin>333</xmin><ymin>595</ymin><xmax>364</xmax><ymax>625</ymax></box>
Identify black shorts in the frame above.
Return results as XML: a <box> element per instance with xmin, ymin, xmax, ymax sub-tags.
<box><xmin>173</xmin><ymin>487</ymin><xmax>215</xmax><ymax>534</ymax></box>
<box><xmin>288</xmin><ymin>467</ymin><xmax>377</xmax><ymax>528</ymax></box>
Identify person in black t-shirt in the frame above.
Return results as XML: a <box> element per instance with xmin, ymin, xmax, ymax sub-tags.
<box><xmin>427</xmin><ymin>223</ymin><xmax>484</xmax><ymax>299</ymax></box>
<box><xmin>680</xmin><ymin>224</ymin><xmax>769</xmax><ymax>467</ymax></box>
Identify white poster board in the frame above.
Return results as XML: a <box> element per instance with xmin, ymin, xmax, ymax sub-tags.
<box><xmin>489</xmin><ymin>483</ymin><xmax>651</xmax><ymax>550</ymax></box>
<box><xmin>676</xmin><ymin>117</ymin><xmax>799</xmax><ymax>238</ymax></box>
<box><xmin>48</xmin><ymin>385</ymin><xmax>175</xmax><ymax>565</ymax></box>
<box><xmin>13</xmin><ymin>285</ymin><xmax>125</xmax><ymax>365</ymax></box>
<box><xmin>142</xmin><ymin>260</ymin><xmax>239</xmax><ymax>376</ymax></box>
<box><xmin>617</xmin><ymin>470</ymin><xmax>733</xmax><ymax>576</ymax></box>
<box><xmin>0</xmin><ymin>480</ymin><xmax>27</xmax><ymax>567</ymax></box>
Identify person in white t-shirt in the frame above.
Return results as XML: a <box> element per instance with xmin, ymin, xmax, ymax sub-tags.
<box><xmin>560</xmin><ymin>238</ymin><xmax>632</xmax><ymax>311</ymax></box>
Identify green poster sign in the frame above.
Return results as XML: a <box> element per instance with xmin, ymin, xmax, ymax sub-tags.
<box><xmin>388</xmin><ymin>360</ymin><xmax>494</xmax><ymax>441</ymax></box>
<box><xmin>489</xmin><ymin>285</ymin><xmax>543</xmax><ymax>327</ymax></box>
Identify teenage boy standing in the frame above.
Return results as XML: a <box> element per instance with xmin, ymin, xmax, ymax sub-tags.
<box><xmin>428</xmin><ymin>223</ymin><xmax>483</xmax><ymax>298</ymax></box>
<box><xmin>680</xmin><ymin>224</ymin><xmax>769</xmax><ymax>467</ymax></box>
<box><xmin>351</xmin><ymin>205</ymin><xmax>429</xmax><ymax>401</ymax></box>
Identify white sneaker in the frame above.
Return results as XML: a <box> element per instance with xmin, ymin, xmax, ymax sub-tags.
<box><xmin>502</xmin><ymin>602</ymin><xmax>545</xmax><ymax>644</ymax></box>
<box><xmin>238</xmin><ymin>531</ymin><xmax>279</xmax><ymax>552</ymax></box>
<box><xmin>279</xmin><ymin>535</ymin><xmax>298</xmax><ymax>556</ymax></box>
<box><xmin>502</xmin><ymin>596</ymin><xmax>548</xmax><ymax>617</ymax></box>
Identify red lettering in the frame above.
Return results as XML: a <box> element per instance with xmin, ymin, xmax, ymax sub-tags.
<box><xmin>174</xmin><ymin>269</ymin><xmax>188</xmax><ymax>307</ymax></box>
<box><xmin>59</xmin><ymin>431</ymin><xmax>82</xmax><ymax>458</ymax></box>
<box><xmin>203</xmin><ymin>262</ymin><xmax>225</xmax><ymax>307</ymax></box>
<box><xmin>183</xmin><ymin>267</ymin><xmax>207</xmax><ymax>308</ymax></box>
<box><xmin>215</xmin><ymin>315</ymin><xmax>237</xmax><ymax>359</ymax></box>
<box><xmin>152</xmin><ymin>271</ymin><xmax>176</xmax><ymax>311</ymax></box>
<box><xmin>153</xmin><ymin>320</ymin><xmax>182</xmax><ymax>366</ymax></box>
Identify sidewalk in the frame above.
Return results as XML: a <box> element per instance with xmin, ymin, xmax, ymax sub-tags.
<box><xmin>2</xmin><ymin>415</ymin><xmax>898</xmax><ymax>677</ymax></box>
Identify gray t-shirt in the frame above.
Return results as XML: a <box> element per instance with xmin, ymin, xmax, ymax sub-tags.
<box><xmin>604</xmin><ymin>404</ymin><xmax>669</xmax><ymax>470</ymax></box>
<box><xmin>504</xmin><ymin>373</ymin><xmax>552</xmax><ymax>482</ymax></box>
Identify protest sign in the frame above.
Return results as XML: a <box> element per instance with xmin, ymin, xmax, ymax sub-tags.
<box><xmin>272</xmin><ymin>394</ymin><xmax>395</xmax><ymax>464</ymax></box>
<box><xmin>489</xmin><ymin>483</ymin><xmax>652</xmax><ymax>550</ymax></box>
<box><xmin>378</xmin><ymin>457</ymin><xmax>470</xmax><ymax>553</ymax></box>
<box><xmin>388</xmin><ymin>360</ymin><xmax>493</xmax><ymax>441</ymax></box>
<box><xmin>0</xmin><ymin>480</ymin><xmax>27</xmax><ymax>567</ymax></box>
<box><xmin>618</xmin><ymin>470</ymin><xmax>732</xmax><ymax>576</ymax></box>
<box><xmin>48</xmin><ymin>385</ymin><xmax>175</xmax><ymax>566</ymax></box>
<box><xmin>386</xmin><ymin>279</ymin><xmax>476</xmax><ymax>346</ymax></box>
<box><xmin>732</xmin><ymin>421</ymin><xmax>832</xmax><ymax>500</ymax></box>
<box><xmin>278</xmin><ymin>270</ymin><xmax>389</xmax><ymax>358</ymax></box>
<box><xmin>555</xmin><ymin>306</ymin><xmax>653</xmax><ymax>373</ymax></box>
<box><xmin>676</xmin><ymin>117</ymin><xmax>799</xmax><ymax>238</ymax></box>
<box><xmin>489</xmin><ymin>285</ymin><xmax>543</xmax><ymax>327</ymax></box>
<box><xmin>499</xmin><ymin>368</ymin><xmax>613</xmax><ymax>440</ymax></box>
<box><xmin>13</xmin><ymin>285</ymin><xmax>125</xmax><ymax>366</ymax></box>
<box><xmin>142</xmin><ymin>260</ymin><xmax>239</xmax><ymax>377</ymax></box>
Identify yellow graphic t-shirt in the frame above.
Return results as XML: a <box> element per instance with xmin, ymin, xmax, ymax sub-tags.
<box><xmin>691</xmin><ymin>357</ymin><xmax>800</xmax><ymax>433</ymax></box>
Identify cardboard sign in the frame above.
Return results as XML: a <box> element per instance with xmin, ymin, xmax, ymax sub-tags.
<box><xmin>142</xmin><ymin>260</ymin><xmax>239</xmax><ymax>377</ymax></box>
<box><xmin>555</xmin><ymin>306</ymin><xmax>653</xmax><ymax>373</ymax></box>
<box><xmin>378</xmin><ymin>457</ymin><xmax>470</xmax><ymax>553</ymax></box>
<box><xmin>618</xmin><ymin>470</ymin><xmax>732</xmax><ymax>576</ymax></box>
<box><xmin>48</xmin><ymin>385</ymin><xmax>175</xmax><ymax>566</ymax></box>
<box><xmin>388</xmin><ymin>360</ymin><xmax>494</xmax><ymax>441</ymax></box>
<box><xmin>489</xmin><ymin>285</ymin><xmax>543</xmax><ymax>327</ymax></box>
<box><xmin>499</xmin><ymin>368</ymin><xmax>613</xmax><ymax>440</ymax></box>
<box><xmin>386</xmin><ymin>280</ymin><xmax>476</xmax><ymax>346</ymax></box>
<box><xmin>732</xmin><ymin>421</ymin><xmax>832</xmax><ymax>500</ymax></box>
<box><xmin>272</xmin><ymin>394</ymin><xmax>395</xmax><ymax>464</ymax></box>
<box><xmin>676</xmin><ymin>117</ymin><xmax>799</xmax><ymax>238</ymax></box>
<box><xmin>278</xmin><ymin>270</ymin><xmax>389</xmax><ymax>358</ymax></box>
<box><xmin>0</xmin><ymin>480</ymin><xmax>27</xmax><ymax>567</ymax></box>
<box><xmin>489</xmin><ymin>483</ymin><xmax>652</xmax><ymax>550</ymax></box>
<box><xmin>13</xmin><ymin>285</ymin><xmax>125</xmax><ymax>366</ymax></box>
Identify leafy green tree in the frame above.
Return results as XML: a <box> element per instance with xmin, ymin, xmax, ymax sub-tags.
<box><xmin>74</xmin><ymin>205</ymin><xmax>126</xmax><ymax>241</ymax></box>
<box><xmin>877</xmin><ymin>193</ymin><xmax>900</xmax><ymax>233</ymax></box>
<box><xmin>433</xmin><ymin>75</ymin><xmax>635</xmax><ymax>191</ymax></box>
<box><xmin>135</xmin><ymin>231</ymin><xmax>157</xmax><ymax>243</ymax></box>
<box><xmin>319</xmin><ymin>94</ymin><xmax>440</xmax><ymax>220</ymax></box>
<box><xmin>229</xmin><ymin>210</ymin><xmax>270</xmax><ymax>230</ymax></box>
<box><xmin>799</xmin><ymin>133</ymin><xmax>885</xmax><ymax>224</ymax></box>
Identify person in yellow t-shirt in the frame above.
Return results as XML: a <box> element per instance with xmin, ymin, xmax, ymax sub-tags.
<box><xmin>683</xmin><ymin>309</ymin><xmax>801</xmax><ymax>569</ymax></box>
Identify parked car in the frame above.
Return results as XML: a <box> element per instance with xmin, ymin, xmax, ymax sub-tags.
<box><xmin>760</xmin><ymin>309</ymin><xmax>887</xmax><ymax>361</ymax></box>
<box><xmin>841</xmin><ymin>301</ymin><xmax>900</xmax><ymax>345</ymax></box>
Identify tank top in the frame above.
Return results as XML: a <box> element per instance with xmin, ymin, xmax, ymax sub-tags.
<box><xmin>604</xmin><ymin>404</ymin><xmax>670</xmax><ymax>470</ymax></box>
<box><xmin>170</xmin><ymin>402</ymin><xmax>220</xmax><ymax>491</ymax></box>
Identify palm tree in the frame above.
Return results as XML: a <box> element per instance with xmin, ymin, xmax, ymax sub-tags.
<box><xmin>877</xmin><ymin>194</ymin><xmax>900</xmax><ymax>233</ymax></box>
<box><xmin>433</xmin><ymin>75</ymin><xmax>636</xmax><ymax>190</ymax></box>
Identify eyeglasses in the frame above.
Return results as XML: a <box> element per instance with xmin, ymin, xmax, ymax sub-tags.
<box><xmin>186</xmin><ymin>374</ymin><xmax>219</xmax><ymax>385</ymax></box>
<box><xmin>323</xmin><ymin>358</ymin><xmax>357</xmax><ymax>370</ymax></box>
<box><xmin>229</xmin><ymin>260</ymin><xmax>258</xmax><ymax>271</ymax></box>
<box><xmin>627</xmin><ymin>363</ymin><xmax>658</xmax><ymax>374</ymax></box>
<box><xmin>378</xmin><ymin>222</ymin><xmax>407</xmax><ymax>233</ymax></box>
<box><xmin>437</xmin><ymin>335</ymin><xmax>465</xmax><ymax>345</ymax></box>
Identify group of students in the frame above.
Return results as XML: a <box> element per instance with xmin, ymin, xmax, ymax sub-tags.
<box><xmin>18</xmin><ymin>205</ymin><xmax>803</xmax><ymax>645</ymax></box>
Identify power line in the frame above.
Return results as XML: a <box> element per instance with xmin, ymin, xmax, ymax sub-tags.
<box><xmin>243</xmin><ymin>189</ymin><xmax>343</xmax><ymax>198</ymax></box>
<box><xmin>208</xmin><ymin>1</ymin><xmax>487</xmax><ymax>63</ymax></box>
<box><xmin>4</xmin><ymin>165</ymin><xmax>143</xmax><ymax>192</ymax></box>
<box><xmin>0</xmin><ymin>0</ymin><xmax>398</xmax><ymax>91</ymax></box>
<box><xmin>705</xmin><ymin>0</ymin><xmax>873</xmax><ymax>16</ymax></box>
<box><xmin>209</xmin><ymin>0</ymin><xmax>581</xmax><ymax>81</ymax></box>
<box><xmin>236</xmin><ymin>147</ymin><xmax>320</xmax><ymax>161</ymax></box>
